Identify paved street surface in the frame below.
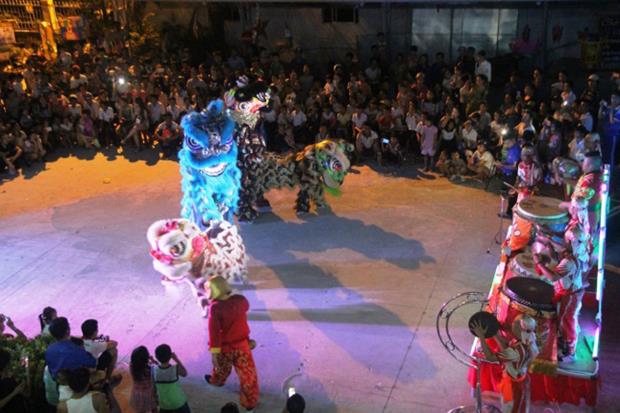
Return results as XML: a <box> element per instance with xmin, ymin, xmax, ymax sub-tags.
<box><xmin>0</xmin><ymin>150</ymin><xmax>617</xmax><ymax>412</ymax></box>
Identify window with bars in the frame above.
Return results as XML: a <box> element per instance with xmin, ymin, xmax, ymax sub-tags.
<box><xmin>0</xmin><ymin>0</ymin><xmax>90</xmax><ymax>32</ymax></box>
<box><xmin>322</xmin><ymin>6</ymin><xmax>359</xmax><ymax>24</ymax></box>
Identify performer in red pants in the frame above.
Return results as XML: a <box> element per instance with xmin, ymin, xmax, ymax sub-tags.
<box><xmin>204</xmin><ymin>275</ymin><xmax>259</xmax><ymax>412</ymax></box>
<box><xmin>534</xmin><ymin>226</ymin><xmax>586</xmax><ymax>362</ymax></box>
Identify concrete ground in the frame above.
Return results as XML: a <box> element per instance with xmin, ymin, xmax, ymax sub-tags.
<box><xmin>0</xmin><ymin>150</ymin><xmax>617</xmax><ymax>412</ymax></box>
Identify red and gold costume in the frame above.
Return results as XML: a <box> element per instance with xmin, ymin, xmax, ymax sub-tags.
<box><xmin>496</xmin><ymin>339</ymin><xmax>537</xmax><ymax>413</ymax></box>
<box><xmin>207</xmin><ymin>277</ymin><xmax>259</xmax><ymax>410</ymax></box>
<box><xmin>572</xmin><ymin>171</ymin><xmax>601</xmax><ymax>240</ymax></box>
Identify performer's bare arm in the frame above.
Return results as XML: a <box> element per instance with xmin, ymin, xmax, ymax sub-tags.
<box><xmin>533</xmin><ymin>253</ymin><xmax>556</xmax><ymax>280</ymax></box>
<box><xmin>471</xmin><ymin>321</ymin><xmax>499</xmax><ymax>362</ymax></box>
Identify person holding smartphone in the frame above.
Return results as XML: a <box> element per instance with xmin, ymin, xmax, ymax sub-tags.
<box><xmin>0</xmin><ymin>315</ymin><xmax>26</xmax><ymax>341</ymax></box>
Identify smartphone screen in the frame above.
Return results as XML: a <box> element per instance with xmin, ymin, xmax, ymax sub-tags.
<box><xmin>288</xmin><ymin>387</ymin><xmax>296</xmax><ymax>397</ymax></box>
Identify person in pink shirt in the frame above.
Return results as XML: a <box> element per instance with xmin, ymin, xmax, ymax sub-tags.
<box><xmin>417</xmin><ymin>113</ymin><xmax>438</xmax><ymax>171</ymax></box>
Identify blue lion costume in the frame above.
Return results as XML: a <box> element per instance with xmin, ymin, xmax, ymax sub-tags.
<box><xmin>179</xmin><ymin>100</ymin><xmax>241</xmax><ymax>229</ymax></box>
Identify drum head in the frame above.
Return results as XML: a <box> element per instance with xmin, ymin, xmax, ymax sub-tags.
<box><xmin>516</xmin><ymin>197</ymin><xmax>567</xmax><ymax>221</ymax></box>
<box><xmin>469</xmin><ymin>311</ymin><xmax>500</xmax><ymax>338</ymax></box>
<box><xmin>511</xmin><ymin>253</ymin><xmax>536</xmax><ymax>277</ymax></box>
<box><xmin>505</xmin><ymin>277</ymin><xmax>555</xmax><ymax>311</ymax></box>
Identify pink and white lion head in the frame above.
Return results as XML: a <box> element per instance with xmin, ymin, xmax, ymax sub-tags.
<box><xmin>147</xmin><ymin>218</ymin><xmax>248</xmax><ymax>284</ymax></box>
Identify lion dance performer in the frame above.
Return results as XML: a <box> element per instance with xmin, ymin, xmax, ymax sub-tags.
<box><xmin>147</xmin><ymin>218</ymin><xmax>248</xmax><ymax>317</ymax></box>
<box><xmin>260</xmin><ymin>139</ymin><xmax>353</xmax><ymax>215</ymax></box>
<box><xmin>225</xmin><ymin>76</ymin><xmax>271</xmax><ymax>222</ymax></box>
<box><xmin>472</xmin><ymin>315</ymin><xmax>539</xmax><ymax>413</ymax></box>
<box><xmin>179</xmin><ymin>99</ymin><xmax>241</xmax><ymax>227</ymax></box>
<box><xmin>204</xmin><ymin>275</ymin><xmax>259</xmax><ymax>412</ymax></box>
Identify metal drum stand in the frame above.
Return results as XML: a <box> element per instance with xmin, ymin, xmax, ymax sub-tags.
<box><xmin>436</xmin><ymin>291</ymin><xmax>502</xmax><ymax>413</ymax></box>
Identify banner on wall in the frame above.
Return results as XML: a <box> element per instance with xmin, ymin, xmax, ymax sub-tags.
<box><xmin>0</xmin><ymin>22</ymin><xmax>16</xmax><ymax>47</ymax></box>
<box><xmin>59</xmin><ymin>16</ymin><xmax>87</xmax><ymax>41</ymax></box>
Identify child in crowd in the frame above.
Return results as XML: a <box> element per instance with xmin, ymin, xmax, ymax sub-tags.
<box><xmin>130</xmin><ymin>346</ymin><xmax>158</xmax><ymax>413</ymax></box>
<box><xmin>153</xmin><ymin>344</ymin><xmax>191</xmax><ymax>413</ymax></box>
<box><xmin>417</xmin><ymin>114</ymin><xmax>438</xmax><ymax>171</ymax></box>
<box><xmin>449</xmin><ymin>152</ymin><xmax>467</xmax><ymax>181</ymax></box>
<box><xmin>436</xmin><ymin>150</ymin><xmax>451</xmax><ymax>177</ymax></box>
<box><xmin>57</xmin><ymin>367</ymin><xmax>109</xmax><ymax>413</ymax></box>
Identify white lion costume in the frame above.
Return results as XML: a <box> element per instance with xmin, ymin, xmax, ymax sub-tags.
<box><xmin>147</xmin><ymin>218</ymin><xmax>248</xmax><ymax>316</ymax></box>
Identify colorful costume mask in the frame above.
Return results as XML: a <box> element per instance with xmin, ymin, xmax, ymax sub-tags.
<box><xmin>179</xmin><ymin>100</ymin><xmax>241</xmax><ymax>228</ymax></box>
<box><xmin>147</xmin><ymin>218</ymin><xmax>248</xmax><ymax>316</ymax></box>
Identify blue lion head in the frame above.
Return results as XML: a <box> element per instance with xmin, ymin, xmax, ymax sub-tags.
<box><xmin>179</xmin><ymin>100</ymin><xmax>241</xmax><ymax>228</ymax></box>
<box><xmin>179</xmin><ymin>100</ymin><xmax>237</xmax><ymax>173</ymax></box>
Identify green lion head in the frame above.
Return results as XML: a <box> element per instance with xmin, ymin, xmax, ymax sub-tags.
<box><xmin>308</xmin><ymin>139</ymin><xmax>353</xmax><ymax>195</ymax></box>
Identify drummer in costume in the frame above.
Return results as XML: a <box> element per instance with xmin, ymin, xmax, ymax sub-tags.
<box><xmin>515</xmin><ymin>145</ymin><xmax>542</xmax><ymax>203</ymax></box>
<box><xmin>472</xmin><ymin>315</ymin><xmax>539</xmax><ymax>413</ymax></box>
<box><xmin>500</xmin><ymin>145</ymin><xmax>544</xmax><ymax>257</ymax></box>
<box><xmin>533</xmin><ymin>227</ymin><xmax>586</xmax><ymax>362</ymax></box>
<box><xmin>571</xmin><ymin>152</ymin><xmax>602</xmax><ymax>241</ymax></box>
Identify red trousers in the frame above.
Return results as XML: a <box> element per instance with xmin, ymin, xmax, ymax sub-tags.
<box><xmin>499</xmin><ymin>372</ymin><xmax>527</xmax><ymax>413</ymax></box>
<box><xmin>558</xmin><ymin>290</ymin><xmax>584</xmax><ymax>355</ymax></box>
<box><xmin>211</xmin><ymin>348</ymin><xmax>259</xmax><ymax>409</ymax></box>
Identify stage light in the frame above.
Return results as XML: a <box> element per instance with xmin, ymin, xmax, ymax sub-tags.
<box><xmin>593</xmin><ymin>325</ymin><xmax>601</xmax><ymax>360</ymax></box>
<box><xmin>117</xmin><ymin>77</ymin><xmax>126</xmax><ymax>85</ymax></box>
<box><xmin>596</xmin><ymin>165</ymin><xmax>610</xmax><ymax>305</ymax></box>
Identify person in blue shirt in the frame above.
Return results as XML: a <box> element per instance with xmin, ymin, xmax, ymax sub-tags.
<box><xmin>495</xmin><ymin>135</ymin><xmax>521</xmax><ymax>218</ymax></box>
<box><xmin>44</xmin><ymin>317</ymin><xmax>96</xmax><ymax>379</ymax></box>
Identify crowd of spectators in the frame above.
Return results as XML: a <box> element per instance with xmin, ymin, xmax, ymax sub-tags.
<box><xmin>1</xmin><ymin>309</ymin><xmax>307</xmax><ymax>413</ymax></box>
<box><xmin>1</xmin><ymin>24</ymin><xmax>620</xmax><ymax>413</ymax></box>
<box><xmin>1</xmin><ymin>32</ymin><xmax>618</xmax><ymax>184</ymax></box>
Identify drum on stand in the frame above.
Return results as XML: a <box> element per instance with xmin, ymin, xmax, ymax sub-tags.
<box><xmin>509</xmin><ymin>252</ymin><xmax>560</xmax><ymax>286</ymax></box>
<box><xmin>509</xmin><ymin>252</ymin><xmax>537</xmax><ymax>278</ymax></box>
<box><xmin>515</xmin><ymin>196</ymin><xmax>569</xmax><ymax>243</ymax></box>
<box><xmin>493</xmin><ymin>277</ymin><xmax>559</xmax><ymax>374</ymax></box>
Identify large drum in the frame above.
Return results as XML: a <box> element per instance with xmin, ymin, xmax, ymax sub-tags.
<box><xmin>516</xmin><ymin>196</ymin><xmax>569</xmax><ymax>236</ymax></box>
<box><xmin>509</xmin><ymin>252</ymin><xmax>537</xmax><ymax>278</ymax></box>
<box><xmin>494</xmin><ymin>277</ymin><xmax>558</xmax><ymax>374</ymax></box>
<box><xmin>509</xmin><ymin>252</ymin><xmax>560</xmax><ymax>286</ymax></box>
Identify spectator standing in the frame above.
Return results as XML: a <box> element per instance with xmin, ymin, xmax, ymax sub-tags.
<box><xmin>474</xmin><ymin>50</ymin><xmax>492</xmax><ymax>83</ymax></box>
<box><xmin>129</xmin><ymin>346</ymin><xmax>157</xmax><ymax>413</ymax></box>
<box><xmin>0</xmin><ymin>314</ymin><xmax>26</xmax><ymax>340</ymax></box>
<box><xmin>417</xmin><ymin>114</ymin><xmax>439</xmax><ymax>171</ymax></box>
<box><xmin>39</xmin><ymin>306</ymin><xmax>58</xmax><ymax>337</ymax></box>
<box><xmin>153</xmin><ymin>344</ymin><xmax>191</xmax><ymax>413</ymax></box>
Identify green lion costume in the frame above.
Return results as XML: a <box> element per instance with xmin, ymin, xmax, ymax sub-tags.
<box><xmin>258</xmin><ymin>139</ymin><xmax>353</xmax><ymax>214</ymax></box>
